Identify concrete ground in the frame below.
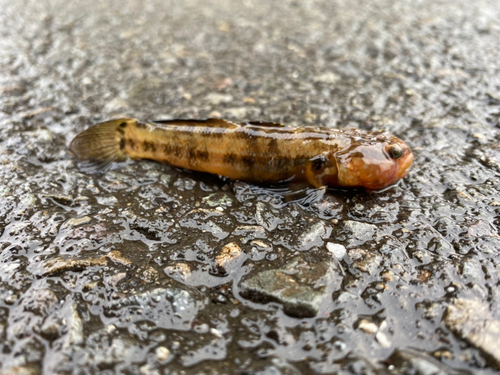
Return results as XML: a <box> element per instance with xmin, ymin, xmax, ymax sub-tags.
<box><xmin>1</xmin><ymin>0</ymin><xmax>500</xmax><ymax>374</ymax></box>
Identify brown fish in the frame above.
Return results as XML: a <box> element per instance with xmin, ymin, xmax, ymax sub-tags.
<box><xmin>69</xmin><ymin>118</ymin><xmax>413</xmax><ymax>189</ymax></box>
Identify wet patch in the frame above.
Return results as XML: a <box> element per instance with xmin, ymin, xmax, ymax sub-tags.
<box><xmin>1</xmin><ymin>0</ymin><xmax>500</xmax><ymax>373</ymax></box>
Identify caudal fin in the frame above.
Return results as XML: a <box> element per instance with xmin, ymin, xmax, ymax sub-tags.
<box><xmin>69</xmin><ymin>119</ymin><xmax>132</xmax><ymax>174</ymax></box>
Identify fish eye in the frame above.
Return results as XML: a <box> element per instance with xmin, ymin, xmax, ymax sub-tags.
<box><xmin>388</xmin><ymin>144</ymin><xmax>403</xmax><ymax>159</ymax></box>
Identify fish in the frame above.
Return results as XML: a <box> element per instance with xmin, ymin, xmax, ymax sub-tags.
<box><xmin>69</xmin><ymin>118</ymin><xmax>413</xmax><ymax>190</ymax></box>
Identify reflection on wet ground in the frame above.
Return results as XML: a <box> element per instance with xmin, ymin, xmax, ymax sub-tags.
<box><xmin>1</xmin><ymin>0</ymin><xmax>500</xmax><ymax>373</ymax></box>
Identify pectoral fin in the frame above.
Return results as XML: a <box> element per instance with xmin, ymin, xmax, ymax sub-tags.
<box><xmin>304</xmin><ymin>155</ymin><xmax>338</xmax><ymax>189</ymax></box>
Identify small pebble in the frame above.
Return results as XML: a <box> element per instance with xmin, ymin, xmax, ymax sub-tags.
<box><xmin>155</xmin><ymin>346</ymin><xmax>171</xmax><ymax>362</ymax></box>
<box><xmin>106</xmin><ymin>324</ymin><xmax>117</xmax><ymax>334</ymax></box>
<box><xmin>327</xmin><ymin>243</ymin><xmax>346</xmax><ymax>259</ymax></box>
<box><xmin>376</xmin><ymin>331</ymin><xmax>392</xmax><ymax>348</ymax></box>
<box><xmin>358</xmin><ymin>319</ymin><xmax>378</xmax><ymax>334</ymax></box>
<box><xmin>5</xmin><ymin>294</ymin><xmax>18</xmax><ymax>304</ymax></box>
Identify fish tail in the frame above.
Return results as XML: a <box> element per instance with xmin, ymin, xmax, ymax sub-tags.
<box><xmin>69</xmin><ymin>118</ymin><xmax>134</xmax><ymax>173</ymax></box>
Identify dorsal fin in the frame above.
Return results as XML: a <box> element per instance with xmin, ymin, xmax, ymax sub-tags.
<box><xmin>150</xmin><ymin>119</ymin><xmax>288</xmax><ymax>130</ymax></box>
<box><xmin>150</xmin><ymin>118</ymin><xmax>239</xmax><ymax>129</ymax></box>
<box><xmin>245</xmin><ymin>121</ymin><xmax>286</xmax><ymax>128</ymax></box>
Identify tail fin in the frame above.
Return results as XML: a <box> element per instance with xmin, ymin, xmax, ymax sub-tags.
<box><xmin>69</xmin><ymin>119</ymin><xmax>132</xmax><ymax>174</ymax></box>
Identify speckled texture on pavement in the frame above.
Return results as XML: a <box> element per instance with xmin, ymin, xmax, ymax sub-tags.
<box><xmin>1</xmin><ymin>0</ymin><xmax>500</xmax><ymax>374</ymax></box>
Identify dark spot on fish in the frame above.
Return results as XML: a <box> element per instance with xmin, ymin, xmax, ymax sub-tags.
<box><xmin>119</xmin><ymin>139</ymin><xmax>125</xmax><ymax>150</ymax></box>
<box><xmin>312</xmin><ymin>156</ymin><xmax>326</xmax><ymax>171</ymax></box>
<box><xmin>188</xmin><ymin>148</ymin><xmax>197</xmax><ymax>162</ymax></box>
<box><xmin>213</xmin><ymin>132</ymin><xmax>224</xmax><ymax>138</ymax></box>
<box><xmin>163</xmin><ymin>144</ymin><xmax>183</xmax><ymax>158</ymax></box>
<box><xmin>276</xmin><ymin>158</ymin><xmax>291</xmax><ymax>168</ymax></box>
<box><xmin>267</xmin><ymin>138</ymin><xmax>278</xmax><ymax>153</ymax></box>
<box><xmin>163</xmin><ymin>143</ymin><xmax>175</xmax><ymax>153</ymax></box>
<box><xmin>163</xmin><ymin>144</ymin><xmax>175</xmax><ymax>155</ymax></box>
<box><xmin>268</xmin><ymin>157</ymin><xmax>291</xmax><ymax>169</ymax></box>
<box><xmin>234</xmin><ymin>131</ymin><xmax>250</xmax><ymax>139</ymax></box>
<box><xmin>241</xmin><ymin>156</ymin><xmax>254</xmax><ymax>167</ymax></box>
<box><xmin>143</xmin><ymin>141</ymin><xmax>156</xmax><ymax>153</ymax></box>
<box><xmin>200</xmin><ymin>131</ymin><xmax>224</xmax><ymax>138</ymax></box>
<box><xmin>128</xmin><ymin>139</ymin><xmax>136</xmax><ymax>150</ymax></box>
<box><xmin>223</xmin><ymin>153</ymin><xmax>237</xmax><ymax>164</ymax></box>
<box><xmin>294</xmin><ymin>156</ymin><xmax>310</xmax><ymax>166</ymax></box>
<box><xmin>119</xmin><ymin>122</ymin><xmax>127</xmax><ymax>128</ymax></box>
<box><xmin>135</xmin><ymin>121</ymin><xmax>147</xmax><ymax>129</ymax></box>
<box><xmin>197</xmin><ymin>150</ymin><xmax>209</xmax><ymax>161</ymax></box>
<box><xmin>175</xmin><ymin>147</ymin><xmax>184</xmax><ymax>158</ymax></box>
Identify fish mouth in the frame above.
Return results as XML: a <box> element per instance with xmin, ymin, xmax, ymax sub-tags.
<box><xmin>398</xmin><ymin>151</ymin><xmax>414</xmax><ymax>179</ymax></box>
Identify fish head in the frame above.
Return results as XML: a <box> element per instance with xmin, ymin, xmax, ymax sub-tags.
<box><xmin>334</xmin><ymin>132</ymin><xmax>413</xmax><ymax>190</ymax></box>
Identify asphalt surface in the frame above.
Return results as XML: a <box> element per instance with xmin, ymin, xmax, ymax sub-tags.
<box><xmin>1</xmin><ymin>0</ymin><xmax>500</xmax><ymax>374</ymax></box>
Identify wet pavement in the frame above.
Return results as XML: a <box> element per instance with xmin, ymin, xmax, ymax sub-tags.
<box><xmin>1</xmin><ymin>0</ymin><xmax>500</xmax><ymax>374</ymax></box>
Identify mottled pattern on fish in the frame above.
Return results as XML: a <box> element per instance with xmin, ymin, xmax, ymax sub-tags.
<box><xmin>69</xmin><ymin>118</ymin><xmax>413</xmax><ymax>189</ymax></box>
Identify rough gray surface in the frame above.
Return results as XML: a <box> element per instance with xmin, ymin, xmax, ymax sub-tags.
<box><xmin>1</xmin><ymin>0</ymin><xmax>500</xmax><ymax>374</ymax></box>
<box><xmin>240</xmin><ymin>255</ymin><xmax>342</xmax><ymax>318</ymax></box>
<box><xmin>387</xmin><ymin>349</ymin><xmax>473</xmax><ymax>375</ymax></box>
<box><xmin>444</xmin><ymin>298</ymin><xmax>500</xmax><ymax>367</ymax></box>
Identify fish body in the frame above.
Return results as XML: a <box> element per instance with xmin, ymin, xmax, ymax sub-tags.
<box><xmin>69</xmin><ymin>118</ymin><xmax>413</xmax><ymax>190</ymax></box>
